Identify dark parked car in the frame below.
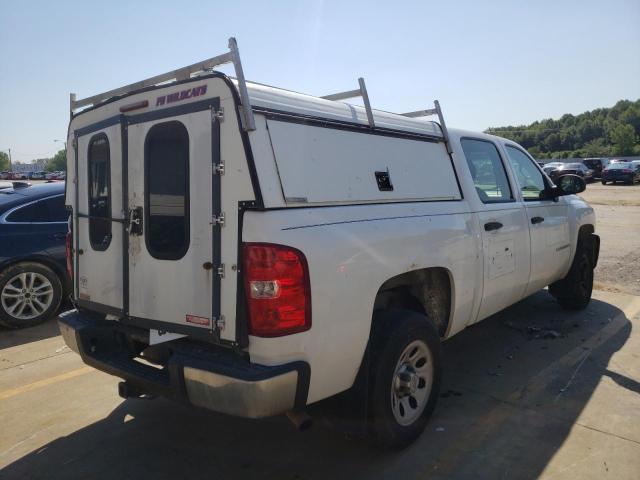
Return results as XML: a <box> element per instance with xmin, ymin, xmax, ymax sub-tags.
<box><xmin>0</xmin><ymin>182</ymin><xmax>70</xmax><ymax>328</ymax></box>
<box><xmin>601</xmin><ymin>162</ymin><xmax>640</xmax><ymax>185</ymax></box>
<box><xmin>542</xmin><ymin>165</ymin><xmax>559</xmax><ymax>179</ymax></box>
<box><xmin>583</xmin><ymin>158</ymin><xmax>609</xmax><ymax>179</ymax></box>
<box><xmin>546</xmin><ymin>163</ymin><xmax>593</xmax><ymax>182</ymax></box>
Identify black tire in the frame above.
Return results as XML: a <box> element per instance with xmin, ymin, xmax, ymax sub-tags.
<box><xmin>549</xmin><ymin>245</ymin><xmax>593</xmax><ymax>310</ymax></box>
<box><xmin>368</xmin><ymin>309</ymin><xmax>442</xmax><ymax>449</ymax></box>
<box><xmin>0</xmin><ymin>262</ymin><xmax>63</xmax><ymax>329</ymax></box>
<box><xmin>601</xmin><ymin>180</ymin><xmax>606</xmax><ymax>185</ymax></box>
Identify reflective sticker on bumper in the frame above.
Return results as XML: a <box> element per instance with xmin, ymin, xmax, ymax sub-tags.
<box><xmin>186</xmin><ymin>314</ymin><xmax>210</xmax><ymax>326</ymax></box>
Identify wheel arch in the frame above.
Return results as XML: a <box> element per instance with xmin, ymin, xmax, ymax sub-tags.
<box><xmin>372</xmin><ymin>267</ymin><xmax>454</xmax><ymax>339</ymax></box>
<box><xmin>577</xmin><ymin>223</ymin><xmax>599</xmax><ymax>268</ymax></box>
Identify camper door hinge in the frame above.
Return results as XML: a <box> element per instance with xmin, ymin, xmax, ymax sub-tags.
<box><xmin>72</xmin><ymin>137</ymin><xmax>78</xmax><ymax>149</ymax></box>
<box><xmin>213</xmin><ymin>161</ymin><xmax>225</xmax><ymax>175</ymax></box>
<box><xmin>217</xmin><ymin>264</ymin><xmax>225</xmax><ymax>278</ymax></box>
<box><xmin>212</xmin><ymin>107</ymin><xmax>224</xmax><ymax>122</ymax></box>
<box><xmin>214</xmin><ymin>316</ymin><xmax>226</xmax><ymax>331</ymax></box>
<box><xmin>211</xmin><ymin>212</ymin><xmax>225</xmax><ymax>227</ymax></box>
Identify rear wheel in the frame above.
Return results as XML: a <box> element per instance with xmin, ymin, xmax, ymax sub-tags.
<box><xmin>368</xmin><ymin>309</ymin><xmax>442</xmax><ymax>449</ymax></box>
<box><xmin>0</xmin><ymin>262</ymin><xmax>62</xmax><ymax>328</ymax></box>
<box><xmin>601</xmin><ymin>180</ymin><xmax>607</xmax><ymax>185</ymax></box>
<box><xmin>549</xmin><ymin>246</ymin><xmax>593</xmax><ymax>310</ymax></box>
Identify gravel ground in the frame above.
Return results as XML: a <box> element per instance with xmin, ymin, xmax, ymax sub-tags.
<box><xmin>580</xmin><ymin>182</ymin><xmax>640</xmax><ymax>296</ymax></box>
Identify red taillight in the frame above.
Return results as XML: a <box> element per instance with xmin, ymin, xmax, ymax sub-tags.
<box><xmin>242</xmin><ymin>243</ymin><xmax>311</xmax><ymax>337</ymax></box>
<box><xmin>65</xmin><ymin>231</ymin><xmax>73</xmax><ymax>281</ymax></box>
<box><xmin>622</xmin><ymin>169</ymin><xmax>632</xmax><ymax>173</ymax></box>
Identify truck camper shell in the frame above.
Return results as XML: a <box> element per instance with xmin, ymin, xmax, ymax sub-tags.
<box><xmin>65</xmin><ymin>38</ymin><xmax>461</xmax><ymax>345</ymax></box>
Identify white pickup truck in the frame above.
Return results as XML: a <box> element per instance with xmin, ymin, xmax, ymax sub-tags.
<box><xmin>59</xmin><ymin>38</ymin><xmax>599</xmax><ymax>448</ymax></box>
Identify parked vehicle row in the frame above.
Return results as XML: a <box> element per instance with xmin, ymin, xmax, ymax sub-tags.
<box><xmin>0</xmin><ymin>171</ymin><xmax>66</xmax><ymax>180</ymax></box>
<box><xmin>540</xmin><ymin>157</ymin><xmax>640</xmax><ymax>187</ymax></box>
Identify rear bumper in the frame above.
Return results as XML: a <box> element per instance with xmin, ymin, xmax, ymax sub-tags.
<box><xmin>58</xmin><ymin>310</ymin><xmax>309</xmax><ymax>418</ymax></box>
<box><xmin>602</xmin><ymin>174</ymin><xmax>632</xmax><ymax>182</ymax></box>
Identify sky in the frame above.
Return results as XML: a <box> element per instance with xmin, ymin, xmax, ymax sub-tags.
<box><xmin>1</xmin><ymin>0</ymin><xmax>639</xmax><ymax>164</ymax></box>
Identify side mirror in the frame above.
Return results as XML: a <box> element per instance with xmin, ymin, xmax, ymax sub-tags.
<box><xmin>558</xmin><ymin>174</ymin><xmax>586</xmax><ymax>194</ymax></box>
<box><xmin>545</xmin><ymin>174</ymin><xmax>586</xmax><ymax>198</ymax></box>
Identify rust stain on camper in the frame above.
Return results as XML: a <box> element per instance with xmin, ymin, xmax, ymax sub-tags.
<box><xmin>129</xmin><ymin>236</ymin><xmax>141</xmax><ymax>261</ymax></box>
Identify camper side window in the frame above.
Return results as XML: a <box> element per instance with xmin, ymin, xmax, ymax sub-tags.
<box><xmin>88</xmin><ymin>134</ymin><xmax>112</xmax><ymax>250</ymax></box>
<box><xmin>144</xmin><ymin>121</ymin><xmax>190</xmax><ymax>260</ymax></box>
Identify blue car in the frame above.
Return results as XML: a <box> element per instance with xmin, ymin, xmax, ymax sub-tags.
<box><xmin>0</xmin><ymin>182</ymin><xmax>70</xmax><ymax>328</ymax></box>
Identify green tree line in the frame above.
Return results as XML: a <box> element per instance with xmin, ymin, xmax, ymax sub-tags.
<box><xmin>486</xmin><ymin>99</ymin><xmax>640</xmax><ymax>159</ymax></box>
<box><xmin>0</xmin><ymin>151</ymin><xmax>9</xmax><ymax>171</ymax></box>
<box><xmin>45</xmin><ymin>149</ymin><xmax>66</xmax><ymax>172</ymax></box>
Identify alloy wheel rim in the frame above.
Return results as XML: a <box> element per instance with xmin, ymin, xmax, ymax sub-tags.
<box><xmin>390</xmin><ymin>339</ymin><xmax>434</xmax><ymax>426</ymax></box>
<box><xmin>1</xmin><ymin>272</ymin><xmax>54</xmax><ymax>320</ymax></box>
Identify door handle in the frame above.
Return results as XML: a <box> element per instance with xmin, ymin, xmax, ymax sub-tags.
<box><xmin>484</xmin><ymin>221</ymin><xmax>503</xmax><ymax>232</ymax></box>
<box><xmin>51</xmin><ymin>232</ymin><xmax>67</xmax><ymax>239</ymax></box>
<box><xmin>531</xmin><ymin>216</ymin><xmax>545</xmax><ymax>224</ymax></box>
<box><xmin>128</xmin><ymin>207</ymin><xmax>143</xmax><ymax>236</ymax></box>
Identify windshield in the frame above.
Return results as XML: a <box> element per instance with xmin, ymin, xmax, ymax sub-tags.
<box><xmin>607</xmin><ymin>163</ymin><xmax>631</xmax><ymax>169</ymax></box>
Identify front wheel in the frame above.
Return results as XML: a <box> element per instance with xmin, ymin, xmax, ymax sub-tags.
<box><xmin>368</xmin><ymin>310</ymin><xmax>442</xmax><ymax>449</ymax></box>
<box><xmin>601</xmin><ymin>180</ymin><xmax>607</xmax><ymax>185</ymax></box>
<box><xmin>549</xmin><ymin>246</ymin><xmax>594</xmax><ymax>310</ymax></box>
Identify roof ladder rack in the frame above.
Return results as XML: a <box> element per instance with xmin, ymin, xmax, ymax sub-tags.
<box><xmin>70</xmin><ymin>37</ymin><xmax>256</xmax><ymax>131</ymax></box>
<box><xmin>321</xmin><ymin>77</ymin><xmax>375</xmax><ymax>128</ymax></box>
<box><xmin>401</xmin><ymin>100</ymin><xmax>452</xmax><ymax>154</ymax></box>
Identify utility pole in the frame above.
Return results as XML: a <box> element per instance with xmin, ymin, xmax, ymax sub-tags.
<box><xmin>7</xmin><ymin>148</ymin><xmax>11</xmax><ymax>171</ymax></box>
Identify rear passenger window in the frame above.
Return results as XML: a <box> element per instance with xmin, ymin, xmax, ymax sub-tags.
<box><xmin>88</xmin><ymin>134</ymin><xmax>112</xmax><ymax>250</ymax></box>
<box><xmin>461</xmin><ymin>138</ymin><xmax>513</xmax><ymax>203</ymax></box>
<box><xmin>43</xmin><ymin>195</ymin><xmax>69</xmax><ymax>222</ymax></box>
<box><xmin>145</xmin><ymin>121</ymin><xmax>190</xmax><ymax>260</ymax></box>
<box><xmin>6</xmin><ymin>200</ymin><xmax>49</xmax><ymax>222</ymax></box>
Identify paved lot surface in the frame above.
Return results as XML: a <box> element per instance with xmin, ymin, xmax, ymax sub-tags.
<box><xmin>581</xmin><ymin>183</ymin><xmax>640</xmax><ymax>296</ymax></box>
<box><xmin>1</xmin><ymin>183</ymin><xmax>639</xmax><ymax>479</ymax></box>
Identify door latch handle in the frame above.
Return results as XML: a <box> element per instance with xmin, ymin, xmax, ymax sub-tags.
<box><xmin>484</xmin><ymin>221</ymin><xmax>503</xmax><ymax>232</ymax></box>
<box><xmin>128</xmin><ymin>207</ymin><xmax>143</xmax><ymax>236</ymax></box>
<box><xmin>531</xmin><ymin>216</ymin><xmax>545</xmax><ymax>224</ymax></box>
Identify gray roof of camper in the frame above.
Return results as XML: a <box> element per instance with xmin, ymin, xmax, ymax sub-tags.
<box><xmin>235</xmin><ymin>78</ymin><xmax>444</xmax><ymax>138</ymax></box>
<box><xmin>70</xmin><ymin>73</ymin><xmax>444</xmax><ymax>139</ymax></box>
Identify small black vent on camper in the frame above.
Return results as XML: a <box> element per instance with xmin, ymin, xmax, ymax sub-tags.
<box><xmin>375</xmin><ymin>170</ymin><xmax>393</xmax><ymax>191</ymax></box>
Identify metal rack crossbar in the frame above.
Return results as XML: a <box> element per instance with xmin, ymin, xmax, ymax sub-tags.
<box><xmin>70</xmin><ymin>37</ymin><xmax>256</xmax><ymax>131</ymax></box>
<box><xmin>321</xmin><ymin>78</ymin><xmax>375</xmax><ymax>128</ymax></box>
<box><xmin>401</xmin><ymin>100</ymin><xmax>452</xmax><ymax>154</ymax></box>
<box><xmin>323</xmin><ymin>80</ymin><xmax>452</xmax><ymax>154</ymax></box>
